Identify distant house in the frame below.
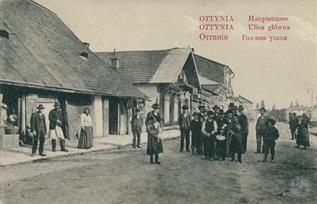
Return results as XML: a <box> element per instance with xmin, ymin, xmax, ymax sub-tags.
<box><xmin>97</xmin><ymin>48</ymin><xmax>202</xmax><ymax>126</ymax></box>
<box><xmin>0</xmin><ymin>0</ymin><xmax>146</xmax><ymax>142</ymax></box>
<box><xmin>237</xmin><ymin>95</ymin><xmax>253</xmax><ymax>119</ymax></box>
<box><xmin>194</xmin><ymin>54</ymin><xmax>235</xmax><ymax>109</ymax></box>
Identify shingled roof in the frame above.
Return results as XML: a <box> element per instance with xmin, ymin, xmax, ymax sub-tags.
<box><xmin>0</xmin><ymin>0</ymin><xmax>146</xmax><ymax>98</ymax></box>
<box><xmin>96</xmin><ymin>48</ymin><xmax>201</xmax><ymax>89</ymax></box>
<box><xmin>194</xmin><ymin>54</ymin><xmax>230</xmax><ymax>84</ymax></box>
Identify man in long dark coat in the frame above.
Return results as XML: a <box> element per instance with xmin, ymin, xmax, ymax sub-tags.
<box><xmin>255</xmin><ymin>107</ymin><xmax>269</xmax><ymax>154</ymax></box>
<box><xmin>31</xmin><ymin>104</ymin><xmax>47</xmax><ymax>157</ymax></box>
<box><xmin>238</xmin><ymin>105</ymin><xmax>249</xmax><ymax>153</ymax></box>
<box><xmin>289</xmin><ymin>112</ymin><xmax>298</xmax><ymax>140</ymax></box>
<box><xmin>178</xmin><ymin>104</ymin><xmax>191</xmax><ymax>152</ymax></box>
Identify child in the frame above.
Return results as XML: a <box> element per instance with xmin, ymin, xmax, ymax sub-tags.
<box><xmin>263</xmin><ymin>118</ymin><xmax>279</xmax><ymax>163</ymax></box>
<box><xmin>190</xmin><ymin>112</ymin><xmax>202</xmax><ymax>155</ymax></box>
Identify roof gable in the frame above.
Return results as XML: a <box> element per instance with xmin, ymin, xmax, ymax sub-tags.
<box><xmin>149</xmin><ymin>48</ymin><xmax>191</xmax><ymax>83</ymax></box>
<box><xmin>194</xmin><ymin>54</ymin><xmax>227</xmax><ymax>84</ymax></box>
<box><xmin>0</xmin><ymin>0</ymin><xmax>146</xmax><ymax>98</ymax></box>
<box><xmin>97</xmin><ymin>48</ymin><xmax>201</xmax><ymax>89</ymax></box>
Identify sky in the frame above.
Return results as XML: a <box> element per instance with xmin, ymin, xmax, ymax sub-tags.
<box><xmin>35</xmin><ymin>0</ymin><xmax>317</xmax><ymax>109</ymax></box>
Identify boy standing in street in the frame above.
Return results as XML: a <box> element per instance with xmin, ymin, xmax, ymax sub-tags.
<box><xmin>263</xmin><ymin>118</ymin><xmax>279</xmax><ymax>163</ymax></box>
<box><xmin>131</xmin><ymin>108</ymin><xmax>143</xmax><ymax>148</ymax></box>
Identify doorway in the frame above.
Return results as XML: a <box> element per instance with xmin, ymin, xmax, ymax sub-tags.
<box><xmin>109</xmin><ymin>98</ymin><xmax>119</xmax><ymax>135</ymax></box>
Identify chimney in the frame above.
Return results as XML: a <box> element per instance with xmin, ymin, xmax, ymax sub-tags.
<box><xmin>111</xmin><ymin>48</ymin><xmax>120</xmax><ymax>71</ymax></box>
<box><xmin>0</xmin><ymin>30</ymin><xmax>9</xmax><ymax>39</ymax></box>
<box><xmin>83</xmin><ymin>42</ymin><xmax>90</xmax><ymax>49</ymax></box>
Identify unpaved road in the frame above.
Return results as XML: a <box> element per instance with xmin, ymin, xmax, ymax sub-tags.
<box><xmin>0</xmin><ymin>122</ymin><xmax>316</xmax><ymax>204</ymax></box>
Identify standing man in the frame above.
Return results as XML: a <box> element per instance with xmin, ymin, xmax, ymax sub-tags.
<box><xmin>215</xmin><ymin>109</ymin><xmax>228</xmax><ymax>160</ymax></box>
<box><xmin>30</xmin><ymin>104</ymin><xmax>47</xmax><ymax>157</ymax></box>
<box><xmin>289</xmin><ymin>113</ymin><xmax>298</xmax><ymax>140</ymax></box>
<box><xmin>201</xmin><ymin>110</ymin><xmax>218</xmax><ymax>160</ymax></box>
<box><xmin>255</xmin><ymin>107</ymin><xmax>269</xmax><ymax>154</ymax></box>
<box><xmin>197</xmin><ymin>104</ymin><xmax>206</xmax><ymax>155</ymax></box>
<box><xmin>213</xmin><ymin>105</ymin><xmax>221</xmax><ymax>119</ymax></box>
<box><xmin>238</xmin><ymin>105</ymin><xmax>249</xmax><ymax>153</ymax></box>
<box><xmin>226</xmin><ymin>103</ymin><xmax>235</xmax><ymax>115</ymax></box>
<box><xmin>131</xmin><ymin>108</ymin><xmax>143</xmax><ymax>148</ymax></box>
<box><xmin>48</xmin><ymin>102</ymin><xmax>67</xmax><ymax>152</ymax></box>
<box><xmin>178</xmin><ymin>105</ymin><xmax>191</xmax><ymax>152</ymax></box>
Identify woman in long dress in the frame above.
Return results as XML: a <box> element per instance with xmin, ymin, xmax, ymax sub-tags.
<box><xmin>146</xmin><ymin>103</ymin><xmax>163</xmax><ymax>164</ymax></box>
<box><xmin>296</xmin><ymin>116</ymin><xmax>310</xmax><ymax>149</ymax></box>
<box><xmin>78</xmin><ymin>108</ymin><xmax>94</xmax><ymax>149</ymax></box>
<box><xmin>229</xmin><ymin>114</ymin><xmax>243</xmax><ymax>163</ymax></box>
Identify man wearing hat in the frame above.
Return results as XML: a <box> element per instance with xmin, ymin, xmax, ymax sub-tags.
<box><xmin>30</xmin><ymin>104</ymin><xmax>47</xmax><ymax>157</ymax></box>
<box><xmin>226</xmin><ymin>102</ymin><xmax>235</xmax><ymax>115</ymax></box>
<box><xmin>197</xmin><ymin>104</ymin><xmax>207</xmax><ymax>154</ymax></box>
<box><xmin>238</xmin><ymin>105</ymin><xmax>249</xmax><ymax>153</ymax></box>
<box><xmin>131</xmin><ymin>108</ymin><xmax>143</xmax><ymax>148</ymax></box>
<box><xmin>255</xmin><ymin>107</ymin><xmax>269</xmax><ymax>154</ymax></box>
<box><xmin>215</xmin><ymin>109</ymin><xmax>227</xmax><ymax>160</ymax></box>
<box><xmin>178</xmin><ymin>104</ymin><xmax>191</xmax><ymax>152</ymax></box>
<box><xmin>201</xmin><ymin>110</ymin><xmax>218</xmax><ymax>160</ymax></box>
<box><xmin>48</xmin><ymin>102</ymin><xmax>67</xmax><ymax>152</ymax></box>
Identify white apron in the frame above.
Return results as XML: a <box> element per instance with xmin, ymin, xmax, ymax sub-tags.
<box><xmin>49</xmin><ymin>126</ymin><xmax>65</xmax><ymax>140</ymax></box>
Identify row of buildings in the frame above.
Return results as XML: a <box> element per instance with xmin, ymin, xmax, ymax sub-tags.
<box><xmin>0</xmin><ymin>0</ymin><xmax>252</xmax><ymax>147</ymax></box>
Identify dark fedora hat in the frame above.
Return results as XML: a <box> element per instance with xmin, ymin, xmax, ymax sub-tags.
<box><xmin>193</xmin><ymin>112</ymin><xmax>199</xmax><ymax>116</ymax></box>
<box><xmin>54</xmin><ymin>101</ymin><xmax>60</xmax><ymax>107</ymax></box>
<box><xmin>206</xmin><ymin>110</ymin><xmax>214</xmax><ymax>115</ymax></box>
<box><xmin>37</xmin><ymin>104</ymin><xmax>45</xmax><ymax>109</ymax></box>
<box><xmin>238</xmin><ymin>105</ymin><xmax>244</xmax><ymax>111</ymax></box>
<box><xmin>259</xmin><ymin>107</ymin><xmax>266</xmax><ymax>112</ymax></box>
<box><xmin>213</xmin><ymin>105</ymin><xmax>220</xmax><ymax>110</ymax></box>
<box><xmin>152</xmin><ymin>103</ymin><xmax>160</xmax><ymax>109</ymax></box>
<box><xmin>229</xmin><ymin>102</ymin><xmax>235</xmax><ymax>107</ymax></box>
<box><xmin>182</xmin><ymin>104</ymin><xmax>189</xmax><ymax>110</ymax></box>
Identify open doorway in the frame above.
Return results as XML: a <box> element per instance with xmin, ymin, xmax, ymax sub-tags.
<box><xmin>109</xmin><ymin>97</ymin><xmax>119</xmax><ymax>135</ymax></box>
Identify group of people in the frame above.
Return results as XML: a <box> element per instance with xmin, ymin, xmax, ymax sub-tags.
<box><xmin>178</xmin><ymin>103</ymin><xmax>249</xmax><ymax>163</ymax></box>
<box><xmin>29</xmin><ymin>102</ymin><xmax>94</xmax><ymax>157</ymax></box>
<box><xmin>288</xmin><ymin>112</ymin><xmax>310</xmax><ymax>149</ymax></box>
<box><xmin>139</xmin><ymin>102</ymin><xmax>282</xmax><ymax>164</ymax></box>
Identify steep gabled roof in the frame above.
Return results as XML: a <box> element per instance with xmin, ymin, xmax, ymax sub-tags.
<box><xmin>194</xmin><ymin>54</ymin><xmax>228</xmax><ymax>84</ymax></box>
<box><xmin>96</xmin><ymin>48</ymin><xmax>201</xmax><ymax>89</ymax></box>
<box><xmin>0</xmin><ymin>0</ymin><xmax>146</xmax><ymax>98</ymax></box>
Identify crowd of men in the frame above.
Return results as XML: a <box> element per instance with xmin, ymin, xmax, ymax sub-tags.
<box><xmin>130</xmin><ymin>102</ymin><xmax>283</xmax><ymax>164</ymax></box>
<box><xmin>178</xmin><ymin>103</ymin><xmax>249</xmax><ymax>163</ymax></box>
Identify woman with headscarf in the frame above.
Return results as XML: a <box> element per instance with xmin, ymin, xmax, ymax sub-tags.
<box><xmin>229</xmin><ymin>114</ymin><xmax>243</xmax><ymax>163</ymax></box>
<box><xmin>78</xmin><ymin>108</ymin><xmax>94</xmax><ymax>149</ymax></box>
<box><xmin>296</xmin><ymin>115</ymin><xmax>310</xmax><ymax>149</ymax></box>
<box><xmin>145</xmin><ymin>103</ymin><xmax>163</xmax><ymax>164</ymax></box>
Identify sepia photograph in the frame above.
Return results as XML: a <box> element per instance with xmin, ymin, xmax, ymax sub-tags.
<box><xmin>0</xmin><ymin>0</ymin><xmax>316</xmax><ymax>203</ymax></box>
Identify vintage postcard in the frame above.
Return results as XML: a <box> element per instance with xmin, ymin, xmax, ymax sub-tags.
<box><xmin>0</xmin><ymin>0</ymin><xmax>316</xmax><ymax>203</ymax></box>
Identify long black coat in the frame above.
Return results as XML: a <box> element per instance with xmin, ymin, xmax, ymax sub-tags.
<box><xmin>229</xmin><ymin>122</ymin><xmax>243</xmax><ymax>153</ymax></box>
<box><xmin>48</xmin><ymin>108</ymin><xmax>63</xmax><ymax>130</ymax></box>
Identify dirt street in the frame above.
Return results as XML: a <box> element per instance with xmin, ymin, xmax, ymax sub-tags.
<box><xmin>0</xmin><ymin>122</ymin><xmax>316</xmax><ymax>204</ymax></box>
